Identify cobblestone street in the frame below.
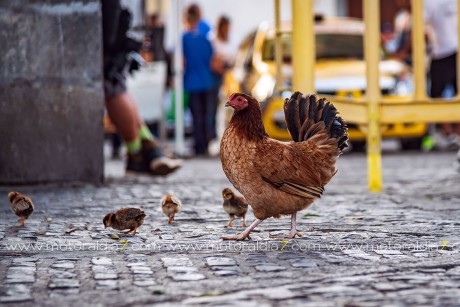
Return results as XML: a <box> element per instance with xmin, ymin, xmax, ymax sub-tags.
<box><xmin>1</xmin><ymin>150</ymin><xmax>460</xmax><ymax>306</ymax></box>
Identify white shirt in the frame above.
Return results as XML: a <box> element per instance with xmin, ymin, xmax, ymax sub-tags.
<box><xmin>213</xmin><ymin>38</ymin><xmax>237</xmax><ymax>64</ymax></box>
<box><xmin>424</xmin><ymin>0</ymin><xmax>458</xmax><ymax>59</ymax></box>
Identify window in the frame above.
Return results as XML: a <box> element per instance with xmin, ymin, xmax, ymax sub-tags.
<box><xmin>262</xmin><ymin>33</ymin><xmax>364</xmax><ymax>62</ymax></box>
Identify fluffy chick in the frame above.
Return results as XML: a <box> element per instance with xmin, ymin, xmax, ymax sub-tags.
<box><xmin>161</xmin><ymin>194</ymin><xmax>182</xmax><ymax>224</ymax></box>
<box><xmin>8</xmin><ymin>192</ymin><xmax>34</xmax><ymax>227</ymax></box>
<box><xmin>222</xmin><ymin>188</ymin><xmax>248</xmax><ymax>227</ymax></box>
<box><xmin>103</xmin><ymin>208</ymin><xmax>146</xmax><ymax>235</ymax></box>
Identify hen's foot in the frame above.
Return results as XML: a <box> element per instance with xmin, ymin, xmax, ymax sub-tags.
<box><xmin>222</xmin><ymin>233</ymin><xmax>251</xmax><ymax>241</ymax></box>
<box><xmin>222</xmin><ymin>219</ymin><xmax>262</xmax><ymax>241</ymax></box>
<box><xmin>18</xmin><ymin>218</ymin><xmax>25</xmax><ymax>227</ymax></box>
<box><xmin>122</xmin><ymin>230</ymin><xmax>138</xmax><ymax>235</ymax></box>
<box><xmin>270</xmin><ymin>229</ymin><xmax>302</xmax><ymax>239</ymax></box>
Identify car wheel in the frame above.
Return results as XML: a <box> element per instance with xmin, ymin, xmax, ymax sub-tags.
<box><xmin>351</xmin><ymin>140</ymin><xmax>366</xmax><ymax>152</ymax></box>
<box><xmin>400</xmin><ymin>137</ymin><xmax>423</xmax><ymax>151</ymax></box>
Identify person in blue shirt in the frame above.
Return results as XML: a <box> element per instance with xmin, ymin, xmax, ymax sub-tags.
<box><xmin>187</xmin><ymin>3</ymin><xmax>211</xmax><ymax>38</ymax></box>
<box><xmin>183</xmin><ymin>5</ymin><xmax>214</xmax><ymax>155</ymax></box>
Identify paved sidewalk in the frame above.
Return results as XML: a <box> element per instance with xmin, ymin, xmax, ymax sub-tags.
<box><xmin>1</xmin><ymin>151</ymin><xmax>459</xmax><ymax>306</ymax></box>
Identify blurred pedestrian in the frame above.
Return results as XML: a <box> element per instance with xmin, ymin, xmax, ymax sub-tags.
<box><xmin>381</xmin><ymin>22</ymin><xmax>394</xmax><ymax>48</ymax></box>
<box><xmin>144</xmin><ymin>13</ymin><xmax>167</xmax><ymax>63</ymax></box>
<box><xmin>101</xmin><ymin>0</ymin><xmax>182</xmax><ymax>175</ymax></box>
<box><xmin>386</xmin><ymin>0</ymin><xmax>412</xmax><ymax>65</ymax></box>
<box><xmin>424</xmin><ymin>0</ymin><xmax>460</xmax><ymax>149</ymax></box>
<box><xmin>187</xmin><ymin>3</ymin><xmax>211</xmax><ymax>38</ymax></box>
<box><xmin>182</xmin><ymin>5</ymin><xmax>214</xmax><ymax>155</ymax></box>
<box><xmin>208</xmin><ymin>15</ymin><xmax>235</xmax><ymax>155</ymax></box>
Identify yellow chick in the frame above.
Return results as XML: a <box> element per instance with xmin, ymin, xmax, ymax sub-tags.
<box><xmin>161</xmin><ymin>194</ymin><xmax>182</xmax><ymax>224</ymax></box>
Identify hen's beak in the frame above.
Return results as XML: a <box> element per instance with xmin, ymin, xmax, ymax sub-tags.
<box><xmin>225</xmin><ymin>101</ymin><xmax>231</xmax><ymax>107</ymax></box>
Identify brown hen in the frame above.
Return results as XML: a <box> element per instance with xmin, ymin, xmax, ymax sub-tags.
<box><xmin>103</xmin><ymin>208</ymin><xmax>146</xmax><ymax>235</ymax></box>
<box><xmin>220</xmin><ymin>92</ymin><xmax>348</xmax><ymax>240</ymax></box>
<box><xmin>8</xmin><ymin>192</ymin><xmax>34</xmax><ymax>226</ymax></box>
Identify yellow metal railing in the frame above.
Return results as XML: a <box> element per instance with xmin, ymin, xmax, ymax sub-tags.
<box><xmin>292</xmin><ymin>0</ymin><xmax>315</xmax><ymax>93</ymax></box>
<box><xmin>285</xmin><ymin>0</ymin><xmax>460</xmax><ymax>191</ymax></box>
<box><xmin>363</xmin><ymin>0</ymin><xmax>382</xmax><ymax>191</ymax></box>
<box><xmin>412</xmin><ymin>0</ymin><xmax>427</xmax><ymax>101</ymax></box>
<box><xmin>274</xmin><ymin>0</ymin><xmax>283</xmax><ymax>93</ymax></box>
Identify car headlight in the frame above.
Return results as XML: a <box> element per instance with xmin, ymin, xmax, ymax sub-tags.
<box><xmin>252</xmin><ymin>74</ymin><xmax>275</xmax><ymax>102</ymax></box>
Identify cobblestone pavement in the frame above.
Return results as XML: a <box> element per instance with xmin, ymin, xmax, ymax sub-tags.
<box><xmin>1</xmin><ymin>150</ymin><xmax>459</xmax><ymax>306</ymax></box>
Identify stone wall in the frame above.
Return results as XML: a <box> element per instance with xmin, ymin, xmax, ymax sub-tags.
<box><xmin>0</xmin><ymin>0</ymin><xmax>104</xmax><ymax>184</ymax></box>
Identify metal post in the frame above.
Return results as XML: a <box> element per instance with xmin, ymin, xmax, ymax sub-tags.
<box><xmin>274</xmin><ymin>0</ymin><xmax>283</xmax><ymax>93</ymax></box>
<box><xmin>173</xmin><ymin>0</ymin><xmax>185</xmax><ymax>155</ymax></box>
<box><xmin>364</xmin><ymin>0</ymin><xmax>383</xmax><ymax>192</ymax></box>
<box><xmin>292</xmin><ymin>0</ymin><xmax>315</xmax><ymax>93</ymax></box>
<box><xmin>411</xmin><ymin>0</ymin><xmax>426</xmax><ymax>101</ymax></box>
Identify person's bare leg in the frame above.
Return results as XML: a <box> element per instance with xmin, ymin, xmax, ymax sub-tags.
<box><xmin>105</xmin><ymin>93</ymin><xmax>139</xmax><ymax>142</ymax></box>
<box><xmin>107</xmin><ymin>92</ymin><xmax>182</xmax><ymax>176</ymax></box>
<box><xmin>124</xmin><ymin>93</ymin><xmax>144</xmax><ymax>129</ymax></box>
<box><xmin>269</xmin><ymin>213</ymin><xmax>302</xmax><ymax>239</ymax></box>
<box><xmin>123</xmin><ymin>93</ymin><xmax>164</xmax><ymax>153</ymax></box>
<box><xmin>222</xmin><ymin>219</ymin><xmax>263</xmax><ymax>241</ymax></box>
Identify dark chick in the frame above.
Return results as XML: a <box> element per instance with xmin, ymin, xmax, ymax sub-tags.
<box><xmin>103</xmin><ymin>208</ymin><xmax>146</xmax><ymax>235</ymax></box>
<box><xmin>222</xmin><ymin>188</ymin><xmax>248</xmax><ymax>227</ymax></box>
<box><xmin>8</xmin><ymin>192</ymin><xmax>34</xmax><ymax>227</ymax></box>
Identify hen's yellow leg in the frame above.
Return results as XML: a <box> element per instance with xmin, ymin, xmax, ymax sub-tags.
<box><xmin>222</xmin><ymin>219</ymin><xmax>263</xmax><ymax>241</ymax></box>
<box><xmin>270</xmin><ymin>213</ymin><xmax>302</xmax><ymax>239</ymax></box>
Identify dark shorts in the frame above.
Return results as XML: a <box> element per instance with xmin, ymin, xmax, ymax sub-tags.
<box><xmin>429</xmin><ymin>52</ymin><xmax>457</xmax><ymax>98</ymax></box>
<box><xmin>104</xmin><ymin>76</ymin><xmax>127</xmax><ymax>100</ymax></box>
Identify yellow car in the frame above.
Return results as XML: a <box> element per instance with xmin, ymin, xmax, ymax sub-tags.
<box><xmin>223</xmin><ymin>17</ymin><xmax>427</xmax><ymax>150</ymax></box>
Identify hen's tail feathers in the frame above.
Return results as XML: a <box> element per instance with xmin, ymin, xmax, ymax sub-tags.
<box><xmin>284</xmin><ymin>92</ymin><xmax>348</xmax><ymax>151</ymax></box>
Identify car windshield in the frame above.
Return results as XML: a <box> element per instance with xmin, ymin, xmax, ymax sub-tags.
<box><xmin>262</xmin><ymin>33</ymin><xmax>364</xmax><ymax>62</ymax></box>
